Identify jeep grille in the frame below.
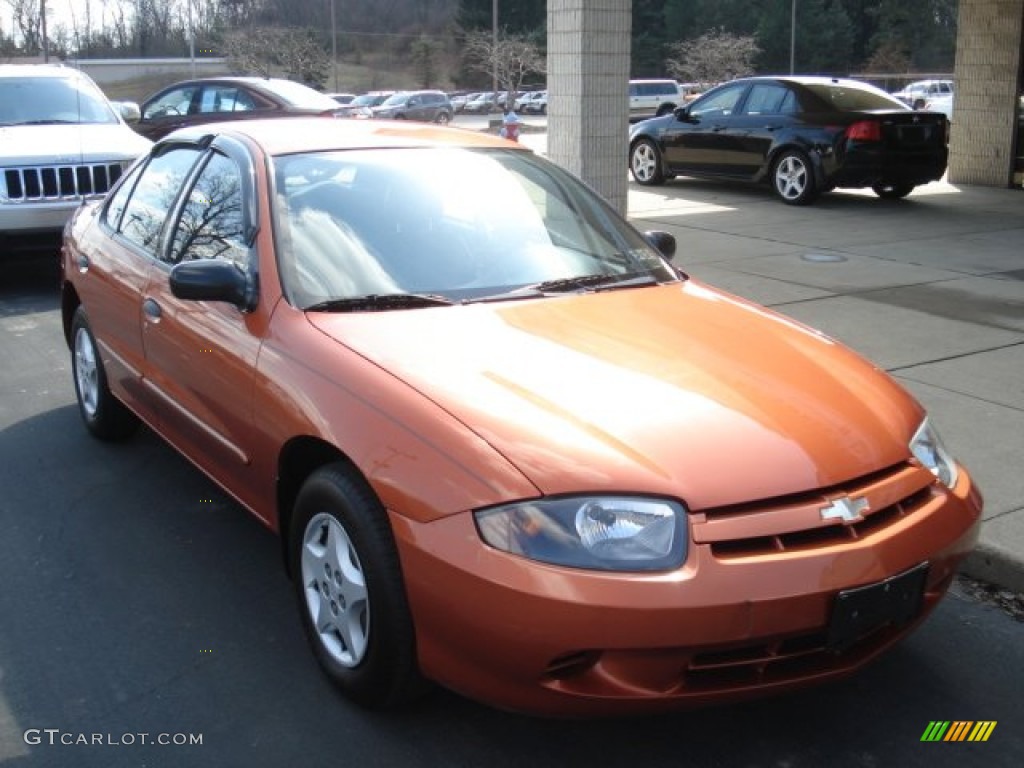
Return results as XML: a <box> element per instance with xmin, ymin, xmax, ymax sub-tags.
<box><xmin>4</xmin><ymin>162</ymin><xmax>125</xmax><ymax>201</ymax></box>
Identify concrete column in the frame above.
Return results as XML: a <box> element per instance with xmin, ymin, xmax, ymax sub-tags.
<box><xmin>546</xmin><ymin>0</ymin><xmax>631</xmax><ymax>213</ymax></box>
<box><xmin>948</xmin><ymin>0</ymin><xmax>1024</xmax><ymax>186</ymax></box>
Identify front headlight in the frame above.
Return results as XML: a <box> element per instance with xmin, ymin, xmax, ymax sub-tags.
<box><xmin>910</xmin><ymin>417</ymin><xmax>959</xmax><ymax>489</ymax></box>
<box><xmin>474</xmin><ymin>496</ymin><xmax>687</xmax><ymax>571</ymax></box>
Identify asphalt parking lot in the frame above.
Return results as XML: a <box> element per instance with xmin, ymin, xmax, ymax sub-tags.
<box><xmin>1</xmin><ymin>147</ymin><xmax>1022</xmax><ymax>767</ymax></box>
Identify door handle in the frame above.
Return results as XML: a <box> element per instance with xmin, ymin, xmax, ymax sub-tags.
<box><xmin>76</xmin><ymin>254</ymin><xmax>90</xmax><ymax>272</ymax></box>
<box><xmin>142</xmin><ymin>298</ymin><xmax>162</xmax><ymax>321</ymax></box>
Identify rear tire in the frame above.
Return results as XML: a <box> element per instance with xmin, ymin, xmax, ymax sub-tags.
<box><xmin>629</xmin><ymin>139</ymin><xmax>666</xmax><ymax>186</ymax></box>
<box><xmin>872</xmin><ymin>183</ymin><xmax>915</xmax><ymax>200</ymax></box>
<box><xmin>291</xmin><ymin>463</ymin><xmax>426</xmax><ymax>710</ymax></box>
<box><xmin>70</xmin><ymin>306</ymin><xmax>139</xmax><ymax>441</ymax></box>
<box><xmin>771</xmin><ymin>149</ymin><xmax>818</xmax><ymax>205</ymax></box>
<box><xmin>435</xmin><ymin>111</ymin><xmax>451</xmax><ymax>125</ymax></box>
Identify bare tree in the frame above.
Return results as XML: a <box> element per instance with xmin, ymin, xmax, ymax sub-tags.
<box><xmin>5</xmin><ymin>0</ymin><xmax>43</xmax><ymax>53</ymax></box>
<box><xmin>665</xmin><ymin>28</ymin><xmax>759</xmax><ymax>90</ymax></box>
<box><xmin>224</xmin><ymin>26</ymin><xmax>329</xmax><ymax>88</ymax></box>
<box><xmin>462</xmin><ymin>30</ymin><xmax>545</xmax><ymax>112</ymax></box>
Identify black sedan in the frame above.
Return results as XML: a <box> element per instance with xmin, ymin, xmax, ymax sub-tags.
<box><xmin>629</xmin><ymin>76</ymin><xmax>949</xmax><ymax>205</ymax></box>
<box><xmin>132</xmin><ymin>77</ymin><xmax>342</xmax><ymax>141</ymax></box>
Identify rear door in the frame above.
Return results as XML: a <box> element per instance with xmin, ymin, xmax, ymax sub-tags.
<box><xmin>727</xmin><ymin>82</ymin><xmax>801</xmax><ymax>177</ymax></box>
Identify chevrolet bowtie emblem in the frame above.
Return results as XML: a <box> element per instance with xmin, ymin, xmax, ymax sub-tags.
<box><xmin>820</xmin><ymin>496</ymin><xmax>869</xmax><ymax>524</ymax></box>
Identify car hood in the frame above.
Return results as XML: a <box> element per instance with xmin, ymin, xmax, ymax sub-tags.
<box><xmin>0</xmin><ymin>123</ymin><xmax>151</xmax><ymax>164</ymax></box>
<box><xmin>307</xmin><ymin>282</ymin><xmax>921</xmax><ymax>510</ymax></box>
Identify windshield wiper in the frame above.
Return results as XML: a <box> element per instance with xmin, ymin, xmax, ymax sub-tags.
<box><xmin>304</xmin><ymin>293</ymin><xmax>454</xmax><ymax>312</ymax></box>
<box><xmin>468</xmin><ymin>272</ymin><xmax>664</xmax><ymax>303</ymax></box>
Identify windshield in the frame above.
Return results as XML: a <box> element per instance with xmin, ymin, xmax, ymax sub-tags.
<box><xmin>0</xmin><ymin>75</ymin><xmax>118</xmax><ymax>126</ymax></box>
<box><xmin>273</xmin><ymin>147</ymin><xmax>678</xmax><ymax>309</ymax></box>
<box><xmin>380</xmin><ymin>93</ymin><xmax>410</xmax><ymax>107</ymax></box>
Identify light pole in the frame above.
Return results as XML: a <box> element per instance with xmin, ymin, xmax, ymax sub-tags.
<box><xmin>188</xmin><ymin>0</ymin><xmax>196</xmax><ymax>78</ymax></box>
<box><xmin>789</xmin><ymin>0</ymin><xmax>797</xmax><ymax>75</ymax></box>
<box><xmin>492</xmin><ymin>0</ymin><xmax>498</xmax><ymax>95</ymax></box>
<box><xmin>40</xmin><ymin>0</ymin><xmax>49</xmax><ymax>62</ymax></box>
<box><xmin>330</xmin><ymin>0</ymin><xmax>338</xmax><ymax>92</ymax></box>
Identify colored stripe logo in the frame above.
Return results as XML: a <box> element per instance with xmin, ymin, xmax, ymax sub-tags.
<box><xmin>921</xmin><ymin>721</ymin><xmax>997</xmax><ymax>742</ymax></box>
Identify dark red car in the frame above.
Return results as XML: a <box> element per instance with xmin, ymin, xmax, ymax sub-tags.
<box><xmin>131</xmin><ymin>76</ymin><xmax>341</xmax><ymax>141</ymax></box>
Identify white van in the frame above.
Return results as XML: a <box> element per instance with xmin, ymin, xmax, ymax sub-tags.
<box><xmin>629</xmin><ymin>79</ymin><xmax>684</xmax><ymax>119</ymax></box>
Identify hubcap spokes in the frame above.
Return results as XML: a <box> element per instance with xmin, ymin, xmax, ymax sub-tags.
<box><xmin>301</xmin><ymin>513</ymin><xmax>370</xmax><ymax>668</ymax></box>
<box><xmin>633</xmin><ymin>145</ymin><xmax>656</xmax><ymax>181</ymax></box>
<box><xmin>776</xmin><ymin>157</ymin><xmax>807</xmax><ymax>199</ymax></box>
<box><xmin>74</xmin><ymin>328</ymin><xmax>99</xmax><ymax>417</ymax></box>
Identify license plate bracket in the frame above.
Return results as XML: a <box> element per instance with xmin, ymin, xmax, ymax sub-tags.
<box><xmin>827</xmin><ymin>562</ymin><xmax>929</xmax><ymax>651</ymax></box>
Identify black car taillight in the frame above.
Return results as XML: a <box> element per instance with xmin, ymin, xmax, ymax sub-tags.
<box><xmin>846</xmin><ymin>120</ymin><xmax>882</xmax><ymax>141</ymax></box>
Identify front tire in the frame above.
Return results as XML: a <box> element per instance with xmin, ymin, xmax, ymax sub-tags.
<box><xmin>70</xmin><ymin>306</ymin><xmax>138</xmax><ymax>441</ymax></box>
<box><xmin>630</xmin><ymin>138</ymin><xmax>665</xmax><ymax>186</ymax></box>
<box><xmin>435</xmin><ymin>111</ymin><xmax>451</xmax><ymax>125</ymax></box>
<box><xmin>872</xmin><ymin>183</ymin><xmax>915</xmax><ymax>200</ymax></box>
<box><xmin>291</xmin><ymin>464</ymin><xmax>424</xmax><ymax>709</ymax></box>
<box><xmin>771</xmin><ymin>150</ymin><xmax>818</xmax><ymax>205</ymax></box>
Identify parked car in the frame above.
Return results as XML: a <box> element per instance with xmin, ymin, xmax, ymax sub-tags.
<box><xmin>521</xmin><ymin>90</ymin><xmax>548</xmax><ymax>114</ymax></box>
<box><xmin>516</xmin><ymin>90</ymin><xmax>547</xmax><ymax>113</ymax></box>
<box><xmin>132</xmin><ymin>77</ymin><xmax>343</xmax><ymax>141</ymax></box>
<box><xmin>629</xmin><ymin>78</ymin><xmax>685</xmax><ymax>119</ymax></box>
<box><xmin>335</xmin><ymin>91</ymin><xmax>395</xmax><ymax>119</ymax></box>
<box><xmin>369</xmin><ymin>90</ymin><xmax>453</xmax><ymax>124</ymax></box>
<box><xmin>629</xmin><ymin>76</ymin><xmax>949</xmax><ymax>204</ymax></box>
<box><xmin>0</xmin><ymin>63</ymin><xmax>151</xmax><ymax>253</ymax></box>
<box><xmin>448</xmin><ymin>91</ymin><xmax>476</xmax><ymax>112</ymax></box>
<box><xmin>924</xmin><ymin>92</ymin><xmax>954</xmax><ymax>121</ymax></box>
<box><xmin>327</xmin><ymin>92</ymin><xmax>357</xmax><ymax>105</ymax></box>
<box><xmin>892</xmin><ymin>79</ymin><xmax>953</xmax><ymax>110</ymax></box>
<box><xmin>462</xmin><ymin>91</ymin><xmax>499</xmax><ymax>114</ymax></box>
<box><xmin>61</xmin><ymin>116</ymin><xmax>980</xmax><ymax>716</ymax></box>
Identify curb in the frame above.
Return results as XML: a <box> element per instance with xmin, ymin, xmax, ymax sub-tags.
<box><xmin>961</xmin><ymin>543</ymin><xmax>1024</xmax><ymax>595</ymax></box>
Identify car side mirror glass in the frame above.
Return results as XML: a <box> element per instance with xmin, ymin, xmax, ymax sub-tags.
<box><xmin>673</xmin><ymin>105</ymin><xmax>691</xmax><ymax>122</ymax></box>
<box><xmin>170</xmin><ymin>259</ymin><xmax>252</xmax><ymax>309</ymax></box>
<box><xmin>643</xmin><ymin>230</ymin><xmax>677</xmax><ymax>261</ymax></box>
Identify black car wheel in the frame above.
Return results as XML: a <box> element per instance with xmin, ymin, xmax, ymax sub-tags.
<box><xmin>872</xmin><ymin>183</ymin><xmax>915</xmax><ymax>200</ymax></box>
<box><xmin>291</xmin><ymin>463</ymin><xmax>425</xmax><ymax>709</ymax></box>
<box><xmin>771</xmin><ymin>149</ymin><xmax>818</xmax><ymax>205</ymax></box>
<box><xmin>435</xmin><ymin>111</ymin><xmax>451</xmax><ymax>125</ymax></box>
<box><xmin>630</xmin><ymin>139</ymin><xmax>666</xmax><ymax>186</ymax></box>
<box><xmin>71</xmin><ymin>306</ymin><xmax>139</xmax><ymax>441</ymax></box>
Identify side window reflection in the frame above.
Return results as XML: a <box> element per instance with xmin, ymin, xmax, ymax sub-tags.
<box><xmin>119</xmin><ymin>148</ymin><xmax>201</xmax><ymax>254</ymax></box>
<box><xmin>169</xmin><ymin>152</ymin><xmax>247</xmax><ymax>267</ymax></box>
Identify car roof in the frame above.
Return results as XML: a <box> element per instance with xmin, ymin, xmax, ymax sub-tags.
<box><xmin>0</xmin><ymin>63</ymin><xmax>88</xmax><ymax>79</ymax></box>
<box><xmin>166</xmin><ymin>116</ymin><xmax>527</xmax><ymax>155</ymax></box>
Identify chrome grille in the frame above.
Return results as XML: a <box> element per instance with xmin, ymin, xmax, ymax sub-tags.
<box><xmin>3</xmin><ymin>162</ymin><xmax>124</xmax><ymax>202</ymax></box>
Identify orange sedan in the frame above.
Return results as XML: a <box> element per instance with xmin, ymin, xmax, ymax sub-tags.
<box><xmin>60</xmin><ymin>118</ymin><xmax>982</xmax><ymax>716</ymax></box>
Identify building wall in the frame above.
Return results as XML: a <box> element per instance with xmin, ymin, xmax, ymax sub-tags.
<box><xmin>948</xmin><ymin>0</ymin><xmax>1024</xmax><ymax>185</ymax></box>
<box><xmin>547</xmin><ymin>0</ymin><xmax>631</xmax><ymax>213</ymax></box>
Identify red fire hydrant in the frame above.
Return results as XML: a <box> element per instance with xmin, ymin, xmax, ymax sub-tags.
<box><xmin>500</xmin><ymin>111</ymin><xmax>521</xmax><ymax>142</ymax></box>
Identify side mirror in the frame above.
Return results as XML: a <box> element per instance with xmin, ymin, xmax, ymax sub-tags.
<box><xmin>170</xmin><ymin>259</ymin><xmax>252</xmax><ymax>309</ymax></box>
<box><xmin>116</xmin><ymin>101</ymin><xmax>141</xmax><ymax>123</ymax></box>
<box><xmin>644</xmin><ymin>230</ymin><xmax>677</xmax><ymax>261</ymax></box>
<box><xmin>673</xmin><ymin>105</ymin><xmax>692</xmax><ymax>122</ymax></box>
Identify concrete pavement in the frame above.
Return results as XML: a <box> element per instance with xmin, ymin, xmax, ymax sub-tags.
<box><xmin>624</xmin><ymin>175</ymin><xmax>1024</xmax><ymax>593</ymax></box>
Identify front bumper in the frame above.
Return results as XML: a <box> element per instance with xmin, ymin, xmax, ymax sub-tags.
<box><xmin>390</xmin><ymin>467</ymin><xmax>982</xmax><ymax>716</ymax></box>
<box><xmin>0</xmin><ymin>199</ymin><xmax>85</xmax><ymax>235</ymax></box>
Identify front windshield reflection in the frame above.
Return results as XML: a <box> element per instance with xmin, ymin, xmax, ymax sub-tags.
<box><xmin>0</xmin><ymin>76</ymin><xmax>118</xmax><ymax>126</ymax></box>
<box><xmin>273</xmin><ymin>147</ymin><xmax>677</xmax><ymax>309</ymax></box>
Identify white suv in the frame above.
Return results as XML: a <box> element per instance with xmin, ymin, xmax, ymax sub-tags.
<box><xmin>1</xmin><ymin>64</ymin><xmax>151</xmax><ymax>252</ymax></box>
<box><xmin>629</xmin><ymin>79</ymin><xmax>684</xmax><ymax>119</ymax></box>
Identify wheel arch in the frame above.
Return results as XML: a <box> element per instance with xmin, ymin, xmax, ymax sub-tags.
<box><xmin>762</xmin><ymin>139</ymin><xmax>828</xmax><ymax>189</ymax></box>
<box><xmin>277</xmin><ymin>436</ymin><xmax>370</xmax><ymax>578</ymax></box>
<box><xmin>61</xmin><ymin>282</ymin><xmax>82</xmax><ymax>349</ymax></box>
